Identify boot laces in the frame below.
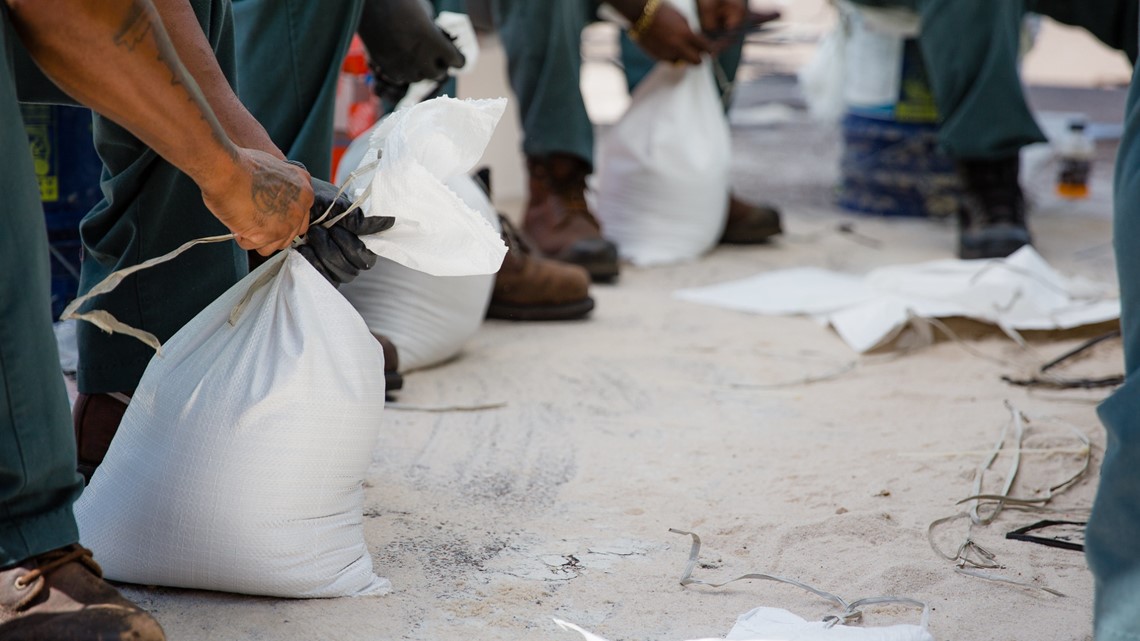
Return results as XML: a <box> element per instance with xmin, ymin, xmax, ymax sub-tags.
<box><xmin>14</xmin><ymin>547</ymin><xmax>99</xmax><ymax>590</ymax></box>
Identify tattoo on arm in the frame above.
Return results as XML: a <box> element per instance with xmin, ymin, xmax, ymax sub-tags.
<box><xmin>113</xmin><ymin>5</ymin><xmax>151</xmax><ymax>51</ymax></box>
<box><xmin>251</xmin><ymin>166</ymin><xmax>304</xmax><ymax>220</ymax></box>
<box><xmin>113</xmin><ymin>0</ymin><xmax>237</xmax><ymax>161</ymax></box>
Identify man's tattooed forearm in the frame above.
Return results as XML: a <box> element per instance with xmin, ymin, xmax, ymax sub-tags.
<box><xmin>113</xmin><ymin>0</ymin><xmax>238</xmax><ymax>162</ymax></box>
<box><xmin>113</xmin><ymin>3</ymin><xmax>152</xmax><ymax>51</ymax></box>
<box><xmin>251</xmin><ymin>167</ymin><xmax>304</xmax><ymax>218</ymax></box>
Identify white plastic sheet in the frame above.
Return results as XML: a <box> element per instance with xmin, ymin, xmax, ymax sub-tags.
<box><xmin>726</xmin><ymin>608</ymin><xmax>933</xmax><ymax>641</ymax></box>
<box><xmin>675</xmin><ymin>247</ymin><xmax>1119</xmax><ymax>352</ymax></box>
<box><xmin>553</xmin><ymin>607</ymin><xmax>933</xmax><ymax>641</ymax></box>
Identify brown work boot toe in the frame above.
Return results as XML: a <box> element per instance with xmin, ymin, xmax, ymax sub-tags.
<box><xmin>489</xmin><ymin>215</ymin><xmax>595</xmax><ymax>321</ymax></box>
<box><xmin>0</xmin><ymin>545</ymin><xmax>165</xmax><ymax>641</ymax></box>
<box><xmin>720</xmin><ymin>195</ymin><xmax>783</xmax><ymax>244</ymax></box>
<box><xmin>554</xmin><ymin>237</ymin><xmax>620</xmax><ymax>283</ymax></box>
<box><xmin>523</xmin><ymin>154</ymin><xmax>621</xmax><ymax>283</ymax></box>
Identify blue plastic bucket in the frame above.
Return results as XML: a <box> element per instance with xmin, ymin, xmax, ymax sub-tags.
<box><xmin>22</xmin><ymin>105</ymin><xmax>103</xmax><ymax>320</ymax></box>
<box><xmin>838</xmin><ymin>37</ymin><xmax>961</xmax><ymax>218</ymax></box>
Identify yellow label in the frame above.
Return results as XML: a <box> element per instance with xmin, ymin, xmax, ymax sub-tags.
<box><xmin>22</xmin><ymin>106</ymin><xmax>59</xmax><ymax>202</ymax></box>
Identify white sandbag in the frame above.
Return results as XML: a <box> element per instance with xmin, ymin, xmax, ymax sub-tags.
<box><xmin>74</xmin><ymin>97</ymin><xmax>509</xmax><ymax>599</ymax></box>
<box><xmin>336</xmin><ymin>97</ymin><xmax>508</xmax><ymax>371</ymax></box>
<box><xmin>355</xmin><ymin>96</ymin><xmax>507</xmax><ymax>276</ymax></box>
<box><xmin>339</xmin><ymin>173</ymin><xmax>501</xmax><ymax>371</ymax></box>
<box><xmin>76</xmin><ymin>252</ymin><xmax>389</xmax><ymax>598</ymax></box>
<box><xmin>595</xmin><ymin>0</ymin><xmax>730</xmax><ymax>267</ymax></box>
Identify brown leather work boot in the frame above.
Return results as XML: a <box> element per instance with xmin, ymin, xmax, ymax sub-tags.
<box><xmin>0</xmin><ymin>545</ymin><xmax>165</xmax><ymax>641</ymax></box>
<box><xmin>73</xmin><ymin>392</ymin><xmax>131</xmax><ymax>485</ymax></box>
<box><xmin>488</xmin><ymin>215</ymin><xmax>595</xmax><ymax>321</ymax></box>
<box><xmin>719</xmin><ymin>194</ymin><xmax>783</xmax><ymax>244</ymax></box>
<box><xmin>523</xmin><ymin>154</ymin><xmax>619</xmax><ymax>282</ymax></box>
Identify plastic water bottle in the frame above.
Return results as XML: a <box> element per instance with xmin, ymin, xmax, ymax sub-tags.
<box><xmin>1056</xmin><ymin>118</ymin><xmax>1094</xmax><ymax>199</ymax></box>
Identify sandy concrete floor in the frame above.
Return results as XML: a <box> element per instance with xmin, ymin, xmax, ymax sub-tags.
<box><xmin>112</xmin><ymin>69</ymin><xmax>1125</xmax><ymax>640</ymax></box>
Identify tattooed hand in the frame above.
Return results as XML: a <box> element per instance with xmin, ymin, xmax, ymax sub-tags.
<box><xmin>200</xmin><ymin>149</ymin><xmax>314</xmax><ymax>255</ymax></box>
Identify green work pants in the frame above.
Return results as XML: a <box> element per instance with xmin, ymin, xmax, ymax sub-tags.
<box><xmin>232</xmin><ymin>0</ymin><xmax>364</xmax><ymax>180</ymax></box>
<box><xmin>75</xmin><ymin>0</ymin><xmax>247</xmax><ymax>394</ymax></box>
<box><xmin>850</xmin><ymin>0</ymin><xmax>1136</xmax><ymax>159</ymax></box>
<box><xmin>493</xmin><ymin>0</ymin><xmax>744</xmax><ymax>167</ymax></box>
<box><xmin>0</xmin><ymin>7</ymin><xmax>84</xmax><ymax>567</ymax></box>
<box><xmin>493</xmin><ymin>0</ymin><xmax>601</xmax><ymax>165</ymax></box>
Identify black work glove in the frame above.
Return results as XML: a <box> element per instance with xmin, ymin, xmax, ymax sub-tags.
<box><xmin>296</xmin><ymin>176</ymin><xmax>395</xmax><ymax>286</ymax></box>
<box><xmin>357</xmin><ymin>0</ymin><xmax>465</xmax><ymax>90</ymax></box>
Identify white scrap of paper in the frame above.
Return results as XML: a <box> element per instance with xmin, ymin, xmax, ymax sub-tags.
<box><xmin>674</xmin><ymin>247</ymin><xmax>1119</xmax><ymax>353</ymax></box>
<box><xmin>552</xmin><ymin>606</ymin><xmax>934</xmax><ymax>641</ymax></box>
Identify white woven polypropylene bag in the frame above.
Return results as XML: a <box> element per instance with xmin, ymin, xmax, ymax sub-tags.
<box><xmin>75</xmin><ymin>251</ymin><xmax>390</xmax><ymax>598</ymax></box>
<box><xmin>595</xmin><ymin>0</ymin><xmax>731</xmax><ymax>266</ymax></box>
<box><xmin>339</xmin><ymin>173</ymin><xmax>500</xmax><ymax>371</ymax></box>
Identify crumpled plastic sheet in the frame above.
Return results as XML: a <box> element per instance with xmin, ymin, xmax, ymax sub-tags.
<box><xmin>553</xmin><ymin>607</ymin><xmax>933</xmax><ymax>641</ymax></box>
<box><xmin>674</xmin><ymin>246</ymin><xmax>1119</xmax><ymax>353</ymax></box>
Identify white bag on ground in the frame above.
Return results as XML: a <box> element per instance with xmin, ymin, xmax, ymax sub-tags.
<box><xmin>75</xmin><ymin>97</ymin><xmax>508</xmax><ymax>598</ymax></box>
<box><xmin>76</xmin><ymin>252</ymin><xmax>390</xmax><ymax>598</ymax></box>
<box><xmin>339</xmin><ymin>173</ymin><xmax>500</xmax><ymax>371</ymax></box>
<box><xmin>337</xmin><ymin>97</ymin><xmax>507</xmax><ymax>370</ymax></box>
<box><xmin>595</xmin><ymin>0</ymin><xmax>731</xmax><ymax>267</ymax></box>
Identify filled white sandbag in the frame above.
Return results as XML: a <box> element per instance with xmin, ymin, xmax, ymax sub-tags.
<box><xmin>76</xmin><ymin>251</ymin><xmax>390</xmax><ymax>598</ymax></box>
<box><xmin>336</xmin><ymin>97</ymin><xmax>508</xmax><ymax>371</ymax></box>
<box><xmin>595</xmin><ymin>0</ymin><xmax>731</xmax><ymax>266</ymax></box>
<box><xmin>74</xmin><ymin>97</ymin><xmax>508</xmax><ymax>599</ymax></box>
<box><xmin>339</xmin><ymin>173</ymin><xmax>500</xmax><ymax>371</ymax></box>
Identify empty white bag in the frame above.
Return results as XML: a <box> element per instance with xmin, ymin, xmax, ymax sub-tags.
<box><xmin>76</xmin><ymin>251</ymin><xmax>390</xmax><ymax>598</ymax></box>
<box><xmin>595</xmin><ymin>0</ymin><xmax>731</xmax><ymax>266</ymax></box>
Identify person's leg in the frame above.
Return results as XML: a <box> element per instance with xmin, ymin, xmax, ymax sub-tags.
<box><xmin>868</xmin><ymin>0</ymin><xmax>1032</xmax><ymax>258</ymax></box>
<box><xmin>0</xmin><ymin>13</ymin><xmax>163</xmax><ymax>639</ymax></box>
<box><xmin>910</xmin><ymin>0</ymin><xmax>1041</xmax><ymax>159</ymax></box>
<box><xmin>1087</xmin><ymin>54</ymin><xmax>1140</xmax><ymax>641</ymax></box>
<box><xmin>72</xmin><ymin>0</ymin><xmax>246</xmax><ymax>480</ymax></box>
<box><xmin>233</xmin><ymin>0</ymin><xmax>364</xmax><ymax>180</ymax></box>
<box><xmin>494</xmin><ymin>0</ymin><xmax>619</xmax><ymax>281</ymax></box>
<box><xmin>0</xmin><ymin>45</ymin><xmax>82</xmax><ymax>576</ymax></box>
<box><xmin>494</xmin><ymin>0</ymin><xmax>596</xmax><ymax>164</ymax></box>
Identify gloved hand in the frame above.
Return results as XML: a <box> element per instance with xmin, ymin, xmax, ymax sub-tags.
<box><xmin>357</xmin><ymin>0</ymin><xmax>465</xmax><ymax>91</ymax></box>
<box><xmin>297</xmin><ymin>176</ymin><xmax>395</xmax><ymax>285</ymax></box>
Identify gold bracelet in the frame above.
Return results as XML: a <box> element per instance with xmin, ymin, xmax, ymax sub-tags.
<box><xmin>629</xmin><ymin>0</ymin><xmax>663</xmax><ymax>42</ymax></box>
